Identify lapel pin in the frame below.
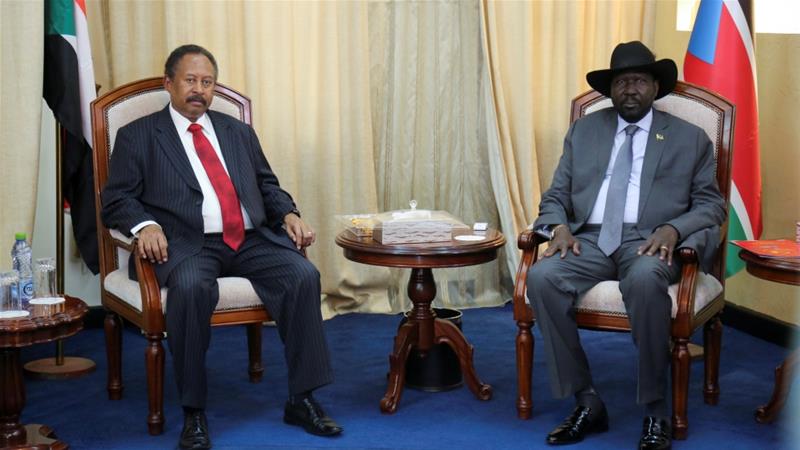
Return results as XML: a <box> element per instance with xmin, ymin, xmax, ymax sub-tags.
<box><xmin>656</xmin><ymin>133</ymin><xmax>664</xmax><ymax>141</ymax></box>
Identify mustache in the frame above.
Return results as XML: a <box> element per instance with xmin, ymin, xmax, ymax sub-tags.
<box><xmin>187</xmin><ymin>95</ymin><xmax>207</xmax><ymax>105</ymax></box>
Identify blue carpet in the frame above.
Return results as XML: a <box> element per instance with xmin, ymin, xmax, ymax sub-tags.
<box><xmin>19</xmin><ymin>303</ymin><xmax>796</xmax><ymax>449</ymax></box>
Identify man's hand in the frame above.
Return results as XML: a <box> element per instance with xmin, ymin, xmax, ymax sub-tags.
<box><xmin>137</xmin><ymin>224</ymin><xmax>168</xmax><ymax>264</ymax></box>
<box><xmin>542</xmin><ymin>225</ymin><xmax>581</xmax><ymax>259</ymax></box>
<box><xmin>284</xmin><ymin>213</ymin><xmax>315</xmax><ymax>250</ymax></box>
<box><xmin>637</xmin><ymin>224</ymin><xmax>679</xmax><ymax>265</ymax></box>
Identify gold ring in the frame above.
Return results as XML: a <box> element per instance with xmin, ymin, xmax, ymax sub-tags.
<box><xmin>660</xmin><ymin>245</ymin><xmax>669</xmax><ymax>250</ymax></box>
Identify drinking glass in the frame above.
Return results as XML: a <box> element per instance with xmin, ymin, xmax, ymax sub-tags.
<box><xmin>34</xmin><ymin>257</ymin><xmax>58</xmax><ymax>298</ymax></box>
<box><xmin>0</xmin><ymin>271</ymin><xmax>24</xmax><ymax>318</ymax></box>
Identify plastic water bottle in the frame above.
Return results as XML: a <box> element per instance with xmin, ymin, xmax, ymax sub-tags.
<box><xmin>11</xmin><ymin>233</ymin><xmax>34</xmax><ymax>307</ymax></box>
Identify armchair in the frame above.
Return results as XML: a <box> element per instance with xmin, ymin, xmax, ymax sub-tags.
<box><xmin>90</xmin><ymin>77</ymin><xmax>271</xmax><ymax>435</ymax></box>
<box><xmin>512</xmin><ymin>81</ymin><xmax>735</xmax><ymax>439</ymax></box>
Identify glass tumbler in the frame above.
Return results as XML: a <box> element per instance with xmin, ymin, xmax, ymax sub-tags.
<box><xmin>0</xmin><ymin>271</ymin><xmax>23</xmax><ymax>318</ymax></box>
<box><xmin>34</xmin><ymin>257</ymin><xmax>58</xmax><ymax>298</ymax></box>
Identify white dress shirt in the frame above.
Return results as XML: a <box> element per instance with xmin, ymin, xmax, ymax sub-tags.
<box><xmin>131</xmin><ymin>104</ymin><xmax>254</xmax><ymax>235</ymax></box>
<box><xmin>587</xmin><ymin>109</ymin><xmax>653</xmax><ymax>225</ymax></box>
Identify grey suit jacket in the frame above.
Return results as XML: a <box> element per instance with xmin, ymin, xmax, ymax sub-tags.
<box><xmin>101</xmin><ymin>105</ymin><xmax>300</xmax><ymax>283</ymax></box>
<box><xmin>534</xmin><ymin>108</ymin><xmax>726</xmax><ymax>270</ymax></box>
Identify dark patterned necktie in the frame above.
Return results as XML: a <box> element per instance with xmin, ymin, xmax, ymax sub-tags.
<box><xmin>597</xmin><ymin>124</ymin><xmax>638</xmax><ymax>256</ymax></box>
<box><xmin>188</xmin><ymin>123</ymin><xmax>245</xmax><ymax>251</ymax></box>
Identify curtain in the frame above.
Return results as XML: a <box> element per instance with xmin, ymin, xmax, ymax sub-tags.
<box><xmin>0</xmin><ymin>1</ymin><xmax>44</xmax><ymax>269</ymax></box>
<box><xmin>368</xmin><ymin>0</ymin><xmax>509</xmax><ymax>312</ymax></box>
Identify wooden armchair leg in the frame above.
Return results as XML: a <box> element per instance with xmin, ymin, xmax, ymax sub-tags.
<box><xmin>104</xmin><ymin>312</ymin><xmax>123</xmax><ymax>400</ymax></box>
<box><xmin>246</xmin><ymin>323</ymin><xmax>264</xmax><ymax>383</ymax></box>
<box><xmin>144</xmin><ymin>333</ymin><xmax>165</xmax><ymax>436</ymax></box>
<box><xmin>671</xmin><ymin>337</ymin><xmax>690</xmax><ymax>440</ymax></box>
<box><xmin>516</xmin><ymin>320</ymin><xmax>534</xmax><ymax>419</ymax></box>
<box><xmin>703</xmin><ymin>315</ymin><xmax>722</xmax><ymax>405</ymax></box>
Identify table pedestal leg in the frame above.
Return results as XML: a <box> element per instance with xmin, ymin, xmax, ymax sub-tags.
<box><xmin>0</xmin><ymin>348</ymin><xmax>26</xmax><ymax>446</ymax></box>
<box><xmin>380</xmin><ymin>268</ymin><xmax>492</xmax><ymax>413</ymax></box>
<box><xmin>380</xmin><ymin>321</ymin><xmax>418</xmax><ymax>413</ymax></box>
<box><xmin>0</xmin><ymin>349</ymin><xmax>67</xmax><ymax>449</ymax></box>
<box><xmin>756</xmin><ymin>349</ymin><xmax>798</xmax><ymax>423</ymax></box>
<box><xmin>434</xmin><ymin>318</ymin><xmax>492</xmax><ymax>400</ymax></box>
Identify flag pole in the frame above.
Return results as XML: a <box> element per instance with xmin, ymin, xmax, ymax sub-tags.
<box><xmin>23</xmin><ymin>124</ymin><xmax>96</xmax><ymax>379</ymax></box>
<box><xmin>56</xmin><ymin>120</ymin><xmax>65</xmax><ymax>365</ymax></box>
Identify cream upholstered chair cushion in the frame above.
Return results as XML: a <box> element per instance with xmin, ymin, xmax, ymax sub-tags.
<box><xmin>105</xmin><ymin>223</ymin><xmax>263</xmax><ymax>315</ymax></box>
<box><xmin>101</xmin><ymin>91</ymin><xmax>262</xmax><ymax>314</ymax></box>
<box><xmin>574</xmin><ymin>276</ymin><xmax>723</xmax><ymax>319</ymax></box>
<box><xmin>522</xmin><ymin>270</ymin><xmax>723</xmax><ymax>319</ymax></box>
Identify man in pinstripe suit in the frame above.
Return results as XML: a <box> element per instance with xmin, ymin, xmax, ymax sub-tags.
<box><xmin>102</xmin><ymin>44</ymin><xmax>342</xmax><ymax>449</ymax></box>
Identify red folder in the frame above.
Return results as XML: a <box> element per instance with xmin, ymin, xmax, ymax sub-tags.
<box><xmin>732</xmin><ymin>239</ymin><xmax>800</xmax><ymax>259</ymax></box>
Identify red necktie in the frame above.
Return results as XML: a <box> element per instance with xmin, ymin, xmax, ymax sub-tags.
<box><xmin>188</xmin><ymin>123</ymin><xmax>245</xmax><ymax>251</ymax></box>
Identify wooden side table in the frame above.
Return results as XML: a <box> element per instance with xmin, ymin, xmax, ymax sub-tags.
<box><xmin>0</xmin><ymin>296</ymin><xmax>88</xmax><ymax>449</ymax></box>
<box><xmin>336</xmin><ymin>229</ymin><xmax>505</xmax><ymax>413</ymax></box>
<box><xmin>738</xmin><ymin>249</ymin><xmax>799</xmax><ymax>423</ymax></box>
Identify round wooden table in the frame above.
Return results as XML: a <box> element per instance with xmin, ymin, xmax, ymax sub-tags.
<box><xmin>336</xmin><ymin>229</ymin><xmax>505</xmax><ymax>413</ymax></box>
<box><xmin>0</xmin><ymin>296</ymin><xmax>88</xmax><ymax>449</ymax></box>
<box><xmin>738</xmin><ymin>249</ymin><xmax>799</xmax><ymax>423</ymax></box>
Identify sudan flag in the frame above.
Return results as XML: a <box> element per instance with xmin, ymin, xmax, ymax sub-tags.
<box><xmin>684</xmin><ymin>0</ymin><xmax>762</xmax><ymax>277</ymax></box>
<box><xmin>43</xmin><ymin>0</ymin><xmax>99</xmax><ymax>273</ymax></box>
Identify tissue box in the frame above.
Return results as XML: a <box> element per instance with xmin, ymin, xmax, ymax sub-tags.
<box><xmin>372</xmin><ymin>210</ymin><xmax>467</xmax><ymax>244</ymax></box>
<box><xmin>373</xmin><ymin>220</ymin><xmax>453</xmax><ymax>244</ymax></box>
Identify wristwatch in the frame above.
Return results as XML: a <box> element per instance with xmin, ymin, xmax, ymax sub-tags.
<box><xmin>534</xmin><ymin>224</ymin><xmax>566</xmax><ymax>240</ymax></box>
<box><xmin>533</xmin><ymin>224</ymin><xmax>553</xmax><ymax>240</ymax></box>
<box><xmin>288</xmin><ymin>208</ymin><xmax>301</xmax><ymax>218</ymax></box>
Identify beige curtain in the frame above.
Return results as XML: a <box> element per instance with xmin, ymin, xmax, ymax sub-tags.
<box><xmin>368</xmin><ymin>0</ymin><xmax>509</xmax><ymax>312</ymax></box>
<box><xmin>0</xmin><ymin>1</ymin><xmax>44</xmax><ymax>269</ymax></box>
<box><xmin>480</xmin><ymin>0</ymin><xmax>656</xmax><ymax>277</ymax></box>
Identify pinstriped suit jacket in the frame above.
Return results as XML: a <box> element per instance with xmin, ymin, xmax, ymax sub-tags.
<box><xmin>101</xmin><ymin>105</ymin><xmax>300</xmax><ymax>283</ymax></box>
<box><xmin>534</xmin><ymin>108</ymin><xmax>726</xmax><ymax>271</ymax></box>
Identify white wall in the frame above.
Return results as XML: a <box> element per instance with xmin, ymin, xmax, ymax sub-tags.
<box><xmin>33</xmin><ymin>101</ymin><xmax>101</xmax><ymax>307</ymax></box>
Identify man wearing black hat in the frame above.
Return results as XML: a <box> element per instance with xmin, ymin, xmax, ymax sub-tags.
<box><xmin>527</xmin><ymin>41</ymin><xmax>726</xmax><ymax>450</ymax></box>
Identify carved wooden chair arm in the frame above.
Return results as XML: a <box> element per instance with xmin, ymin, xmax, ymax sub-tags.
<box><xmin>513</xmin><ymin>229</ymin><xmax>546</xmax><ymax>321</ymax></box>
<box><xmin>109</xmin><ymin>228</ymin><xmax>136</xmax><ymax>252</ymax></box>
<box><xmin>107</xmin><ymin>228</ymin><xmax>166</xmax><ymax>333</ymax></box>
<box><xmin>672</xmin><ymin>247</ymin><xmax>700</xmax><ymax>337</ymax></box>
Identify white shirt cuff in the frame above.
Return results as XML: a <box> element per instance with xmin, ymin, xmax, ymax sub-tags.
<box><xmin>131</xmin><ymin>221</ymin><xmax>159</xmax><ymax>236</ymax></box>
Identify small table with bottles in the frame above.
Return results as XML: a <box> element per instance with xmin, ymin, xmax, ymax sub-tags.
<box><xmin>0</xmin><ymin>295</ymin><xmax>88</xmax><ymax>449</ymax></box>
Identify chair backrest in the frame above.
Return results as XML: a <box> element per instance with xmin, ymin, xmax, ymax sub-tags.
<box><xmin>570</xmin><ymin>81</ymin><xmax>735</xmax><ymax>281</ymax></box>
<box><xmin>90</xmin><ymin>77</ymin><xmax>252</xmax><ymax>279</ymax></box>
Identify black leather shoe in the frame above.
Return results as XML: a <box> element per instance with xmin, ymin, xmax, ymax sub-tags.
<box><xmin>546</xmin><ymin>405</ymin><xmax>609</xmax><ymax>445</ymax></box>
<box><xmin>284</xmin><ymin>396</ymin><xmax>343</xmax><ymax>437</ymax></box>
<box><xmin>179</xmin><ymin>411</ymin><xmax>211</xmax><ymax>449</ymax></box>
<box><xmin>639</xmin><ymin>416</ymin><xmax>671</xmax><ymax>450</ymax></box>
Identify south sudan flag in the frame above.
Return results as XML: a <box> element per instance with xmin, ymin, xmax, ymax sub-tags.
<box><xmin>685</xmin><ymin>0</ymin><xmax>762</xmax><ymax>277</ymax></box>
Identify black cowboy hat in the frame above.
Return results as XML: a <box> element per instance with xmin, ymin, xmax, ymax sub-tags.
<box><xmin>586</xmin><ymin>41</ymin><xmax>677</xmax><ymax>99</ymax></box>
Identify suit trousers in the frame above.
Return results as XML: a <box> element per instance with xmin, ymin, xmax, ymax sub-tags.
<box><xmin>164</xmin><ymin>231</ymin><xmax>333</xmax><ymax>409</ymax></box>
<box><xmin>526</xmin><ymin>226</ymin><xmax>680</xmax><ymax>405</ymax></box>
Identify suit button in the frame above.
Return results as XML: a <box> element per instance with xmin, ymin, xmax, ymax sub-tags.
<box><xmin>195</xmin><ymin>200</ymin><xmax>202</xmax><ymax>206</ymax></box>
